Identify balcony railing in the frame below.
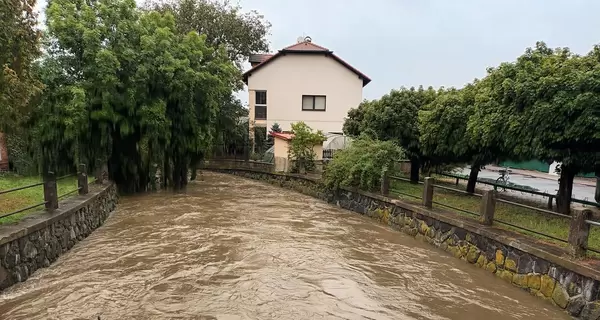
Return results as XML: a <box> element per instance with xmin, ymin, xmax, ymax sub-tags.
<box><xmin>255</xmin><ymin>105</ymin><xmax>267</xmax><ymax>120</ymax></box>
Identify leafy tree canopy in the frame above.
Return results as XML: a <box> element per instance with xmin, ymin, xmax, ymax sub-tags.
<box><xmin>466</xmin><ymin>42</ymin><xmax>600</xmax><ymax>211</ymax></box>
<box><xmin>39</xmin><ymin>0</ymin><xmax>239</xmax><ymax>192</ymax></box>
<box><xmin>323</xmin><ymin>138</ymin><xmax>404</xmax><ymax>191</ymax></box>
<box><xmin>288</xmin><ymin>122</ymin><xmax>325</xmax><ymax>173</ymax></box>
<box><xmin>146</xmin><ymin>0</ymin><xmax>271</xmax><ymax>72</ymax></box>
<box><xmin>0</xmin><ymin>0</ymin><xmax>42</xmax><ymax>131</ymax></box>
<box><xmin>343</xmin><ymin>86</ymin><xmax>436</xmax><ymax>182</ymax></box>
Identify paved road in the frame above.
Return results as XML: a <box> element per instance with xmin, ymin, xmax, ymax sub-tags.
<box><xmin>459</xmin><ymin>167</ymin><xmax>597</xmax><ymax>203</ymax></box>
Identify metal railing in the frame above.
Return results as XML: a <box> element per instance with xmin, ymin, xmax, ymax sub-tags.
<box><xmin>382</xmin><ymin>175</ymin><xmax>600</xmax><ymax>257</ymax></box>
<box><xmin>0</xmin><ymin>164</ymin><xmax>92</xmax><ymax>220</ymax></box>
<box><xmin>438</xmin><ymin>172</ymin><xmax>600</xmax><ymax>210</ymax></box>
<box><xmin>388</xmin><ymin>175</ymin><xmax>424</xmax><ymax>201</ymax></box>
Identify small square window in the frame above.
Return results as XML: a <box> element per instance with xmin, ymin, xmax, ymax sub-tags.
<box><xmin>302</xmin><ymin>95</ymin><xmax>326</xmax><ymax>111</ymax></box>
<box><xmin>256</xmin><ymin>91</ymin><xmax>267</xmax><ymax>105</ymax></box>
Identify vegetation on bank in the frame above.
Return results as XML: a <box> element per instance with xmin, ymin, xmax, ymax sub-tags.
<box><xmin>344</xmin><ymin>43</ymin><xmax>600</xmax><ymax>215</ymax></box>
<box><xmin>0</xmin><ymin>174</ymin><xmax>82</xmax><ymax>224</ymax></box>
<box><xmin>1</xmin><ymin>0</ymin><xmax>269</xmax><ymax>193</ymax></box>
<box><xmin>323</xmin><ymin>138</ymin><xmax>403</xmax><ymax>191</ymax></box>
<box><xmin>388</xmin><ymin>177</ymin><xmax>600</xmax><ymax>255</ymax></box>
<box><xmin>321</xmin><ymin>134</ymin><xmax>600</xmax><ymax>255</ymax></box>
<box><xmin>288</xmin><ymin>122</ymin><xmax>326</xmax><ymax>173</ymax></box>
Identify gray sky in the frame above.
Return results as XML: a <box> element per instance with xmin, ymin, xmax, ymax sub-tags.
<box><xmin>36</xmin><ymin>0</ymin><xmax>600</xmax><ymax>102</ymax></box>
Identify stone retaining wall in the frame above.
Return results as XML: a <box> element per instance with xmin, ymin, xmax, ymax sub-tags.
<box><xmin>208</xmin><ymin>167</ymin><xmax>600</xmax><ymax>320</ymax></box>
<box><xmin>0</xmin><ymin>182</ymin><xmax>118</xmax><ymax>291</ymax></box>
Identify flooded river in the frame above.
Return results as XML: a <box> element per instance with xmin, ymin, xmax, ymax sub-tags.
<box><xmin>0</xmin><ymin>172</ymin><xmax>567</xmax><ymax>320</ymax></box>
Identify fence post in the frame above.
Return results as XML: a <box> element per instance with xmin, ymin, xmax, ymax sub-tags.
<box><xmin>78</xmin><ymin>164</ymin><xmax>89</xmax><ymax>195</ymax></box>
<box><xmin>479</xmin><ymin>190</ymin><xmax>496</xmax><ymax>225</ymax></box>
<box><xmin>44</xmin><ymin>172</ymin><xmax>58</xmax><ymax>210</ymax></box>
<box><xmin>547</xmin><ymin>195</ymin><xmax>554</xmax><ymax>210</ymax></box>
<box><xmin>568</xmin><ymin>209</ymin><xmax>591</xmax><ymax>258</ymax></box>
<box><xmin>96</xmin><ymin>162</ymin><xmax>107</xmax><ymax>184</ymax></box>
<box><xmin>422</xmin><ymin>177</ymin><xmax>434</xmax><ymax>208</ymax></box>
<box><xmin>381</xmin><ymin>170</ymin><xmax>390</xmax><ymax>196</ymax></box>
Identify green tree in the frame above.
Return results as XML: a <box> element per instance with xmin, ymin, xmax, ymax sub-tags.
<box><xmin>266</xmin><ymin>122</ymin><xmax>281</xmax><ymax>149</ymax></box>
<box><xmin>288</xmin><ymin>122</ymin><xmax>325</xmax><ymax>174</ymax></box>
<box><xmin>146</xmin><ymin>0</ymin><xmax>271</xmax><ymax>70</ymax></box>
<box><xmin>0</xmin><ymin>0</ymin><xmax>42</xmax><ymax>131</ymax></box>
<box><xmin>420</xmin><ymin>83</ymin><xmax>495</xmax><ymax>193</ymax></box>
<box><xmin>323</xmin><ymin>137</ymin><xmax>403</xmax><ymax>191</ymax></box>
<box><xmin>343</xmin><ymin>100</ymin><xmax>372</xmax><ymax>137</ymax></box>
<box><xmin>43</xmin><ymin>0</ymin><xmax>238</xmax><ymax>192</ymax></box>
<box><xmin>270</xmin><ymin>122</ymin><xmax>282</xmax><ymax>133</ymax></box>
<box><xmin>344</xmin><ymin>86</ymin><xmax>437</xmax><ymax>183</ymax></box>
<box><xmin>209</xmin><ymin>94</ymin><xmax>249</xmax><ymax>164</ymax></box>
<box><xmin>472</xmin><ymin>42</ymin><xmax>600</xmax><ymax>213</ymax></box>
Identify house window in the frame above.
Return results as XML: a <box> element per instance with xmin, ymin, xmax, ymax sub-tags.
<box><xmin>302</xmin><ymin>95</ymin><xmax>326</xmax><ymax>111</ymax></box>
<box><xmin>255</xmin><ymin>91</ymin><xmax>267</xmax><ymax>120</ymax></box>
<box><xmin>255</xmin><ymin>91</ymin><xmax>267</xmax><ymax>105</ymax></box>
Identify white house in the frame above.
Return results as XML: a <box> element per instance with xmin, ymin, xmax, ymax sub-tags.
<box><xmin>243</xmin><ymin>36</ymin><xmax>371</xmax><ymax>142</ymax></box>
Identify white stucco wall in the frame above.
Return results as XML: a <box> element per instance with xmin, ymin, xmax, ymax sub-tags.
<box><xmin>247</xmin><ymin>54</ymin><xmax>364</xmax><ymax>135</ymax></box>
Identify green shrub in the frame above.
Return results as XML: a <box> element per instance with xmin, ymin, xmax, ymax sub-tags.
<box><xmin>323</xmin><ymin>138</ymin><xmax>404</xmax><ymax>191</ymax></box>
<box><xmin>288</xmin><ymin>122</ymin><xmax>325</xmax><ymax>173</ymax></box>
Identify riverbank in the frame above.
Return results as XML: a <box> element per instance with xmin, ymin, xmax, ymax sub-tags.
<box><xmin>0</xmin><ymin>181</ymin><xmax>117</xmax><ymax>291</ymax></box>
<box><xmin>203</xmin><ymin>162</ymin><xmax>600</xmax><ymax>320</ymax></box>
<box><xmin>0</xmin><ymin>174</ymin><xmax>97</xmax><ymax>224</ymax></box>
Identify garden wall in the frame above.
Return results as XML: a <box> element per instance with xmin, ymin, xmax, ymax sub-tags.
<box><xmin>0</xmin><ymin>182</ymin><xmax>118</xmax><ymax>291</ymax></box>
<box><xmin>206</xmin><ymin>166</ymin><xmax>600</xmax><ymax>320</ymax></box>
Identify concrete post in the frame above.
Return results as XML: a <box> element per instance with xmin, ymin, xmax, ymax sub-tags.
<box><xmin>44</xmin><ymin>172</ymin><xmax>58</xmax><ymax>210</ymax></box>
<box><xmin>422</xmin><ymin>177</ymin><xmax>434</xmax><ymax>208</ymax></box>
<box><xmin>479</xmin><ymin>190</ymin><xmax>496</xmax><ymax>225</ymax></box>
<box><xmin>381</xmin><ymin>170</ymin><xmax>390</xmax><ymax>197</ymax></box>
<box><xmin>78</xmin><ymin>164</ymin><xmax>89</xmax><ymax>195</ymax></box>
<box><xmin>568</xmin><ymin>209</ymin><xmax>591</xmax><ymax>258</ymax></box>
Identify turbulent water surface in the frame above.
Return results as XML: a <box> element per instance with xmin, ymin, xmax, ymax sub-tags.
<box><xmin>0</xmin><ymin>172</ymin><xmax>568</xmax><ymax>320</ymax></box>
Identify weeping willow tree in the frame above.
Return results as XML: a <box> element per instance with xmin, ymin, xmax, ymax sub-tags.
<box><xmin>33</xmin><ymin>0</ymin><xmax>240</xmax><ymax>192</ymax></box>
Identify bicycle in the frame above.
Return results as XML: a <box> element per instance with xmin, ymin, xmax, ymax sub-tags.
<box><xmin>495</xmin><ymin>168</ymin><xmax>511</xmax><ymax>191</ymax></box>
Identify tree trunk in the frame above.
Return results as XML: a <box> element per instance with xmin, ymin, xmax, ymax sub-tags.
<box><xmin>556</xmin><ymin>166</ymin><xmax>576</xmax><ymax>215</ymax></box>
<box><xmin>163</xmin><ymin>152</ymin><xmax>171</xmax><ymax>189</ymax></box>
<box><xmin>171</xmin><ymin>154</ymin><xmax>189</xmax><ymax>191</ymax></box>
<box><xmin>189</xmin><ymin>153</ymin><xmax>202</xmax><ymax>181</ymax></box>
<box><xmin>190</xmin><ymin>166</ymin><xmax>197</xmax><ymax>181</ymax></box>
<box><xmin>409</xmin><ymin>158</ymin><xmax>420</xmax><ymax>184</ymax></box>
<box><xmin>466</xmin><ymin>164</ymin><xmax>480</xmax><ymax>193</ymax></box>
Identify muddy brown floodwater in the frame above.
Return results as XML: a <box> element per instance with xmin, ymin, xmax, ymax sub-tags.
<box><xmin>0</xmin><ymin>172</ymin><xmax>569</xmax><ymax>320</ymax></box>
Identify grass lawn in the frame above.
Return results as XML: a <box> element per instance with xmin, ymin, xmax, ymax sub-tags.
<box><xmin>390</xmin><ymin>178</ymin><xmax>600</xmax><ymax>258</ymax></box>
<box><xmin>0</xmin><ymin>174</ymin><xmax>84</xmax><ymax>225</ymax></box>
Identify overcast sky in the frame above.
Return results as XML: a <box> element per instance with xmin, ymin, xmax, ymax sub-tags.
<box><xmin>36</xmin><ymin>0</ymin><xmax>600</xmax><ymax>102</ymax></box>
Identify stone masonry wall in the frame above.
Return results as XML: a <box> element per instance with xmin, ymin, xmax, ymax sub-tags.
<box><xmin>0</xmin><ymin>183</ymin><xmax>118</xmax><ymax>291</ymax></box>
<box><xmin>208</xmin><ymin>167</ymin><xmax>600</xmax><ymax>320</ymax></box>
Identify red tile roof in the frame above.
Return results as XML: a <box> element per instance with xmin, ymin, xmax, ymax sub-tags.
<box><xmin>270</xmin><ymin>132</ymin><xmax>294</xmax><ymax>141</ymax></box>
<box><xmin>282</xmin><ymin>41</ymin><xmax>330</xmax><ymax>51</ymax></box>
<box><xmin>244</xmin><ymin>40</ymin><xmax>371</xmax><ymax>86</ymax></box>
<box><xmin>249</xmin><ymin>54</ymin><xmax>274</xmax><ymax>64</ymax></box>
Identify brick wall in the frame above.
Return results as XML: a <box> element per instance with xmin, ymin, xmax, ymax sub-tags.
<box><xmin>0</xmin><ymin>133</ymin><xmax>9</xmax><ymax>171</ymax></box>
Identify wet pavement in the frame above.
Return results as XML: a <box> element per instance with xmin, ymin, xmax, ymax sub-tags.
<box><xmin>460</xmin><ymin>167</ymin><xmax>597</xmax><ymax>204</ymax></box>
<box><xmin>0</xmin><ymin>172</ymin><xmax>568</xmax><ymax>320</ymax></box>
